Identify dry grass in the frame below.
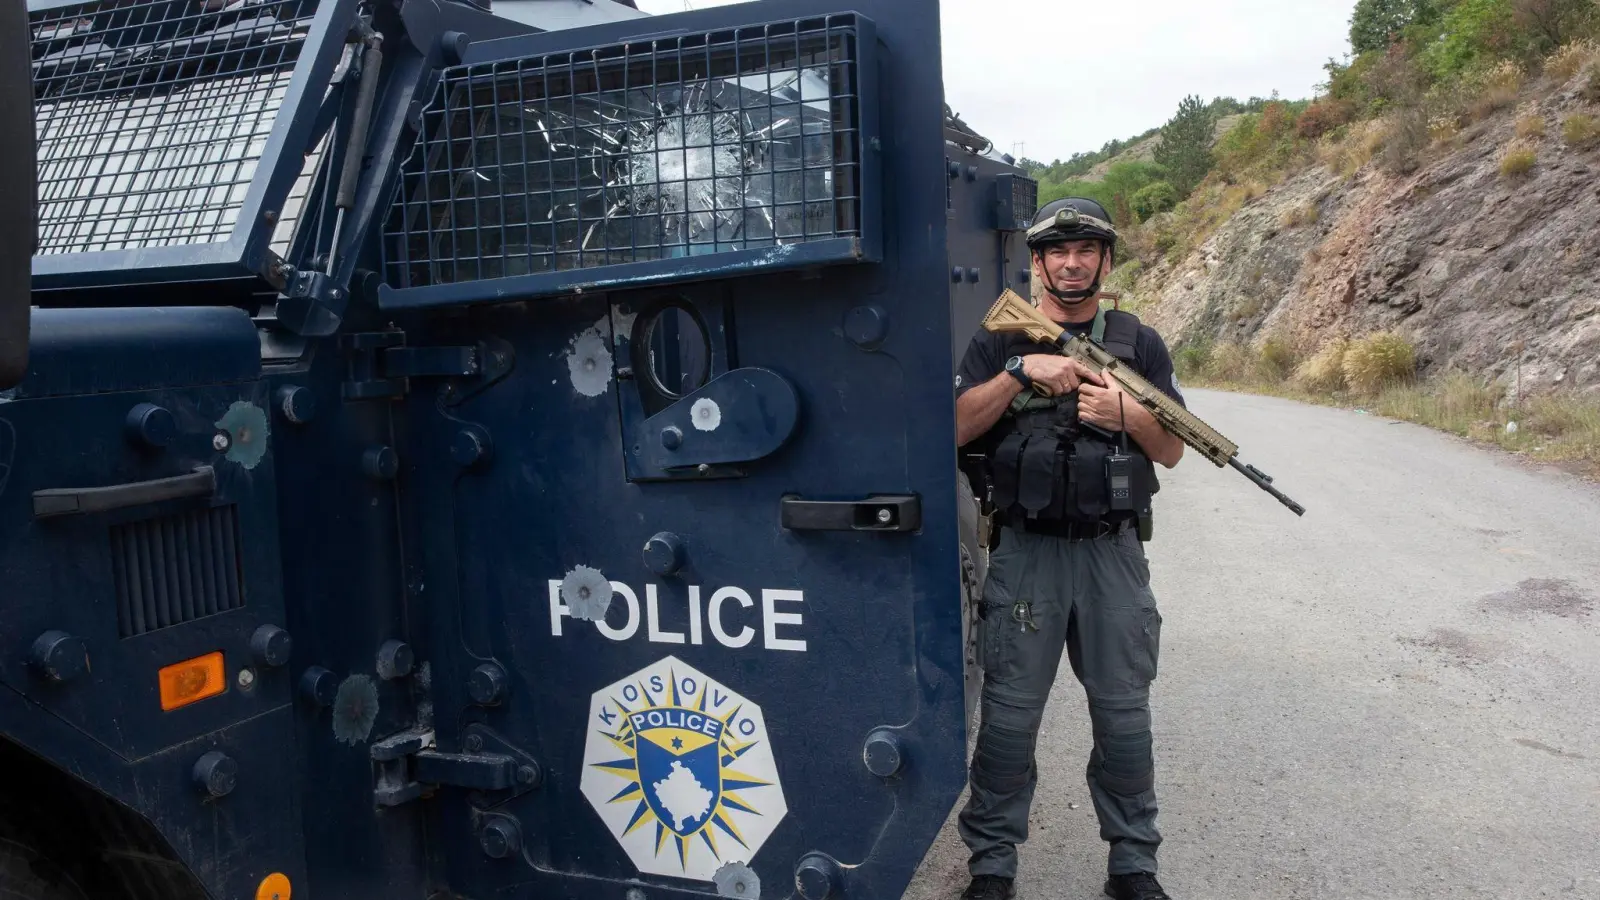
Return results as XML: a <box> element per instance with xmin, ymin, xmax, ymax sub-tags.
<box><xmin>1181</xmin><ymin>343</ymin><xmax>1600</xmax><ymax>476</ymax></box>
<box><xmin>1256</xmin><ymin>338</ymin><xmax>1297</xmax><ymax>380</ymax></box>
<box><xmin>1343</xmin><ymin>332</ymin><xmax>1416</xmax><ymax>393</ymax></box>
<box><xmin>1293</xmin><ymin>339</ymin><xmax>1350</xmax><ymax>392</ymax></box>
<box><xmin>1469</xmin><ymin>60</ymin><xmax>1526</xmax><ymax>121</ymax></box>
<box><xmin>1515</xmin><ymin>113</ymin><xmax>1547</xmax><ymax>139</ymax></box>
<box><xmin>1499</xmin><ymin>140</ymin><xmax>1538</xmax><ymax>177</ymax></box>
<box><xmin>1318</xmin><ymin>119</ymin><xmax>1389</xmax><ymax>178</ymax></box>
<box><xmin>1546</xmin><ymin>40</ymin><xmax>1599</xmax><ymax>81</ymax></box>
<box><xmin>1562</xmin><ymin>114</ymin><xmax>1600</xmax><ymax>148</ymax></box>
<box><xmin>1280</xmin><ymin>200</ymin><xmax>1320</xmax><ymax>229</ymax></box>
<box><xmin>1430</xmin><ymin>114</ymin><xmax>1463</xmax><ymax>143</ymax></box>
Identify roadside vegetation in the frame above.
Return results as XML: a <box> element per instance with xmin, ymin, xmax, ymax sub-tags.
<box><xmin>1016</xmin><ymin>0</ymin><xmax>1600</xmax><ymax>474</ymax></box>
<box><xmin>1174</xmin><ymin>335</ymin><xmax>1600</xmax><ymax>476</ymax></box>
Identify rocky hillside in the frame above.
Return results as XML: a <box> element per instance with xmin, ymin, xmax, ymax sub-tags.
<box><xmin>1135</xmin><ymin>70</ymin><xmax>1600</xmax><ymax>397</ymax></box>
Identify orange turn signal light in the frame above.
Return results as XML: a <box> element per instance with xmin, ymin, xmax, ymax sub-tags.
<box><xmin>257</xmin><ymin>872</ymin><xmax>291</xmax><ymax>900</ymax></box>
<box><xmin>158</xmin><ymin>652</ymin><xmax>226</xmax><ymax>711</ymax></box>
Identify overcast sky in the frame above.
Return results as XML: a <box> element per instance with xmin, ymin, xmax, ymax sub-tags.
<box><xmin>633</xmin><ymin>0</ymin><xmax>1359</xmax><ymax>162</ymax></box>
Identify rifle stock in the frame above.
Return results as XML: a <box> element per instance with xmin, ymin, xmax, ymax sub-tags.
<box><xmin>980</xmin><ymin>289</ymin><xmax>1306</xmax><ymax>517</ymax></box>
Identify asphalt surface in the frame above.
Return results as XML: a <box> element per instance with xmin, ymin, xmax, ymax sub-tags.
<box><xmin>905</xmin><ymin>388</ymin><xmax>1600</xmax><ymax>900</ymax></box>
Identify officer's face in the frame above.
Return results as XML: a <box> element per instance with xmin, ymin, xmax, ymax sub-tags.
<box><xmin>1035</xmin><ymin>240</ymin><xmax>1109</xmax><ymax>296</ymax></box>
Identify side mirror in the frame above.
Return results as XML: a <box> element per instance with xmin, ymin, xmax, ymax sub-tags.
<box><xmin>0</xmin><ymin>0</ymin><xmax>35</xmax><ymax>390</ymax></box>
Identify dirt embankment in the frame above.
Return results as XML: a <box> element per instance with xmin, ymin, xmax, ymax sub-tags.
<box><xmin>1135</xmin><ymin>73</ymin><xmax>1600</xmax><ymax>397</ymax></box>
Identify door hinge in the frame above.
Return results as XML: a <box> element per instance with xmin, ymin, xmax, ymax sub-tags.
<box><xmin>370</xmin><ymin>726</ymin><xmax>543</xmax><ymax>809</ymax></box>
<box><xmin>341</xmin><ymin>331</ymin><xmax>485</xmax><ymax>401</ymax></box>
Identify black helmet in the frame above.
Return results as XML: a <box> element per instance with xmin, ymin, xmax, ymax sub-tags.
<box><xmin>1026</xmin><ymin>197</ymin><xmax>1117</xmax><ymax>301</ymax></box>
<box><xmin>1026</xmin><ymin>197</ymin><xmax>1118</xmax><ymax>255</ymax></box>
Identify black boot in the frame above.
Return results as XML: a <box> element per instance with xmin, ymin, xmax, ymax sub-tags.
<box><xmin>1104</xmin><ymin>872</ymin><xmax>1171</xmax><ymax>900</ymax></box>
<box><xmin>961</xmin><ymin>874</ymin><xmax>1016</xmax><ymax>900</ymax></box>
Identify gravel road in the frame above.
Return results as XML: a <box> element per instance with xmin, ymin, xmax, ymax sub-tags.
<box><xmin>906</xmin><ymin>387</ymin><xmax>1600</xmax><ymax>900</ymax></box>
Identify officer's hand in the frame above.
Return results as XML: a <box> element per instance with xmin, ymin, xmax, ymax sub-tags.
<box><xmin>1021</xmin><ymin>356</ymin><xmax>1105</xmax><ymax>396</ymax></box>
<box><xmin>1077</xmin><ymin>377</ymin><xmax>1133</xmax><ymax>430</ymax></box>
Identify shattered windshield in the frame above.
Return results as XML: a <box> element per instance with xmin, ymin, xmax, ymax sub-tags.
<box><xmin>385</xmin><ymin>20</ymin><xmax>863</xmax><ymax>287</ymax></box>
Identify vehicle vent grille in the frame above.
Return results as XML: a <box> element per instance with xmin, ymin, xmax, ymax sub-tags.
<box><xmin>111</xmin><ymin>505</ymin><xmax>245</xmax><ymax>637</ymax></box>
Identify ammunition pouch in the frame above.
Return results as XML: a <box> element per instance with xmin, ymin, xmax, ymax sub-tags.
<box><xmin>988</xmin><ymin>409</ymin><xmax>1158</xmax><ymax>527</ymax></box>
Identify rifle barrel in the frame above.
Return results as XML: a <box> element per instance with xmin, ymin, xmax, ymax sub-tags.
<box><xmin>1228</xmin><ymin>457</ymin><xmax>1306</xmax><ymax>517</ymax></box>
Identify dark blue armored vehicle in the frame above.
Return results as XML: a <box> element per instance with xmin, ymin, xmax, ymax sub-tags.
<box><xmin>0</xmin><ymin>0</ymin><xmax>1035</xmax><ymax>895</ymax></box>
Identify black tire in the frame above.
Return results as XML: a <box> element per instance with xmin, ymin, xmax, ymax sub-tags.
<box><xmin>0</xmin><ymin>839</ymin><xmax>88</xmax><ymax>900</ymax></box>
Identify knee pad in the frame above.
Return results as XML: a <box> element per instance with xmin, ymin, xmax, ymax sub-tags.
<box><xmin>1089</xmin><ymin>699</ymin><xmax>1154</xmax><ymax>795</ymax></box>
<box><xmin>971</xmin><ymin>702</ymin><xmax>1040</xmax><ymax>794</ymax></box>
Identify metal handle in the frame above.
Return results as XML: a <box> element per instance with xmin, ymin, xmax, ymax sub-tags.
<box><xmin>33</xmin><ymin>467</ymin><xmax>217</xmax><ymax>519</ymax></box>
<box><xmin>780</xmin><ymin>495</ymin><xmax>921</xmax><ymax>533</ymax></box>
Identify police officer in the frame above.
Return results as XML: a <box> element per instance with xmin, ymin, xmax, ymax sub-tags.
<box><xmin>953</xmin><ymin>198</ymin><xmax>1186</xmax><ymax>900</ymax></box>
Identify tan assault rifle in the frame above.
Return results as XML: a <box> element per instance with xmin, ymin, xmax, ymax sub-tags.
<box><xmin>982</xmin><ymin>289</ymin><xmax>1306</xmax><ymax>517</ymax></box>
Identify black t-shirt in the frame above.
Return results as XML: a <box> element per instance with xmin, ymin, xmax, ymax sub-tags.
<box><xmin>955</xmin><ymin>313</ymin><xmax>1187</xmax><ymax>411</ymax></box>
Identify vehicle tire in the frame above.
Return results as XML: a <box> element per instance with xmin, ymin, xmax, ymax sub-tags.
<box><xmin>0</xmin><ymin>838</ymin><xmax>88</xmax><ymax>900</ymax></box>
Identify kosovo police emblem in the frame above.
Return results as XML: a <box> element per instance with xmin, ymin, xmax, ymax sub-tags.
<box><xmin>580</xmin><ymin>656</ymin><xmax>787</xmax><ymax>882</ymax></box>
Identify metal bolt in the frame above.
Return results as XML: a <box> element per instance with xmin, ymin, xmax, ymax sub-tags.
<box><xmin>237</xmin><ymin>669</ymin><xmax>256</xmax><ymax>690</ymax></box>
<box><xmin>299</xmin><ymin>666</ymin><xmax>338</xmax><ymax>707</ymax></box>
<box><xmin>478</xmin><ymin>816</ymin><xmax>522</xmax><ymax>859</ymax></box>
<box><xmin>125</xmin><ymin>403</ymin><xmax>177</xmax><ymax>449</ymax></box>
<box><xmin>660</xmin><ymin>426</ymin><xmax>683</xmax><ymax>451</ymax></box>
<box><xmin>251</xmin><ymin>625</ymin><xmax>293</xmax><ymax>668</ymax></box>
<box><xmin>376</xmin><ymin>640</ymin><xmax>415</xmax><ymax>680</ymax></box>
<box><xmin>863</xmin><ymin>728</ymin><xmax>905</xmax><ymax>777</ymax></box>
<box><xmin>213</xmin><ymin>432</ymin><xmax>232</xmax><ymax>451</ymax></box>
<box><xmin>469</xmin><ymin>663</ymin><xmax>508</xmax><ymax>706</ymax></box>
<box><xmin>876</xmin><ymin>508</ymin><xmax>893</xmax><ymax>524</ymax></box>
<box><xmin>276</xmin><ymin>386</ymin><xmax>316</xmax><ymax>425</ymax></box>
<box><xmin>29</xmin><ymin>631</ymin><xmax>87</xmax><ymax>683</ymax></box>
<box><xmin>516</xmin><ymin>764</ymin><xmax>540</xmax><ymax>786</ymax></box>
<box><xmin>464</xmin><ymin>734</ymin><xmax>484</xmax><ymax>752</ymax></box>
<box><xmin>192</xmin><ymin>751</ymin><xmax>238</xmax><ymax>798</ymax></box>
<box><xmin>697</xmin><ymin>463</ymin><xmax>711</xmax><ymax>474</ymax></box>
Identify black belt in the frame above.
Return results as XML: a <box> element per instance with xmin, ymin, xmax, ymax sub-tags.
<box><xmin>1006</xmin><ymin>516</ymin><xmax>1133</xmax><ymax>541</ymax></box>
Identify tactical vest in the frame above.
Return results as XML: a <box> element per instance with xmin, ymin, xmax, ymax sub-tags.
<box><xmin>983</xmin><ymin>307</ymin><xmax>1160</xmax><ymax>527</ymax></box>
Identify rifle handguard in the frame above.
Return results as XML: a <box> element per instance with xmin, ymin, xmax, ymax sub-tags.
<box><xmin>979</xmin><ymin>290</ymin><xmax>1305</xmax><ymax>517</ymax></box>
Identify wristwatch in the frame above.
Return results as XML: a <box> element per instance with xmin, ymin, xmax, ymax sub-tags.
<box><xmin>1004</xmin><ymin>356</ymin><xmax>1032</xmax><ymax>390</ymax></box>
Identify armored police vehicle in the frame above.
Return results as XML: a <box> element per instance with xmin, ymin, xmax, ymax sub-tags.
<box><xmin>0</xmin><ymin>0</ymin><xmax>1037</xmax><ymax>896</ymax></box>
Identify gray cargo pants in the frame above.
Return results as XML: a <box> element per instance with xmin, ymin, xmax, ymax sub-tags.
<box><xmin>957</xmin><ymin>522</ymin><xmax>1164</xmax><ymax>879</ymax></box>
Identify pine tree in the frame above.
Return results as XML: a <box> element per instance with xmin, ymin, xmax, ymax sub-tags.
<box><xmin>1153</xmin><ymin>95</ymin><xmax>1215</xmax><ymax>197</ymax></box>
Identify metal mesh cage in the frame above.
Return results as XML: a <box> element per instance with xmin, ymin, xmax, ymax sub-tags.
<box><xmin>30</xmin><ymin>0</ymin><xmax>320</xmax><ymax>255</ymax></box>
<box><xmin>383</xmin><ymin>14</ymin><xmax>866</xmax><ymax>289</ymax></box>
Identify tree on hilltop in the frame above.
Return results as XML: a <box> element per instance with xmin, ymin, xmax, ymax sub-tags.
<box><xmin>1154</xmin><ymin>94</ymin><xmax>1216</xmax><ymax>196</ymax></box>
<box><xmin>1349</xmin><ymin>0</ymin><xmax>1441</xmax><ymax>54</ymax></box>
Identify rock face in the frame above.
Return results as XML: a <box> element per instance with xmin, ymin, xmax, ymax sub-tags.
<box><xmin>1136</xmin><ymin>74</ymin><xmax>1600</xmax><ymax>396</ymax></box>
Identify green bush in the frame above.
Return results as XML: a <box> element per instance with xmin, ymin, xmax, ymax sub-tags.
<box><xmin>1420</xmin><ymin>0</ymin><xmax>1518</xmax><ymax>81</ymax></box>
<box><xmin>1130</xmin><ymin>181</ymin><xmax>1179</xmax><ymax>220</ymax></box>
<box><xmin>1173</xmin><ymin>341</ymin><xmax>1214</xmax><ymax>379</ymax></box>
